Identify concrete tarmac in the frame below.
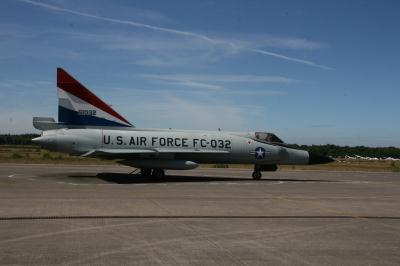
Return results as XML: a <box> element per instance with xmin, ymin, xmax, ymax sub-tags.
<box><xmin>0</xmin><ymin>164</ymin><xmax>399</xmax><ymax>265</ymax></box>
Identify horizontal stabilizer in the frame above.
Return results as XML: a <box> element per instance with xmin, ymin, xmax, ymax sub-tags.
<box><xmin>33</xmin><ymin>117</ymin><xmax>59</xmax><ymax>131</ymax></box>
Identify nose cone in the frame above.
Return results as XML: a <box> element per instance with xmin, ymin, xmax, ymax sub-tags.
<box><xmin>32</xmin><ymin>136</ymin><xmax>56</xmax><ymax>150</ymax></box>
<box><xmin>308</xmin><ymin>153</ymin><xmax>335</xmax><ymax>165</ymax></box>
<box><xmin>32</xmin><ymin>137</ymin><xmax>43</xmax><ymax>144</ymax></box>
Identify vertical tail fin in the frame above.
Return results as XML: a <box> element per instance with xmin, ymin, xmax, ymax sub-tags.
<box><xmin>57</xmin><ymin>68</ymin><xmax>133</xmax><ymax>128</ymax></box>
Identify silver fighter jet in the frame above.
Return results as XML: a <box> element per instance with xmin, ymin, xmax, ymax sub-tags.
<box><xmin>33</xmin><ymin>68</ymin><xmax>334</xmax><ymax>179</ymax></box>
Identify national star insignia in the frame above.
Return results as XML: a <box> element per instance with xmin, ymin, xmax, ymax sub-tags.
<box><xmin>255</xmin><ymin>147</ymin><xmax>266</xmax><ymax>159</ymax></box>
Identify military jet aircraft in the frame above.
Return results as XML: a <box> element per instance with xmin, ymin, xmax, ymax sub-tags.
<box><xmin>32</xmin><ymin>68</ymin><xmax>333</xmax><ymax>179</ymax></box>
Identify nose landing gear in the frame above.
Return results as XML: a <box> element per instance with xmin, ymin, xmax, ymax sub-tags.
<box><xmin>252</xmin><ymin>170</ymin><xmax>262</xmax><ymax>180</ymax></box>
<box><xmin>252</xmin><ymin>165</ymin><xmax>262</xmax><ymax>180</ymax></box>
<box><xmin>252</xmin><ymin>164</ymin><xmax>278</xmax><ymax>180</ymax></box>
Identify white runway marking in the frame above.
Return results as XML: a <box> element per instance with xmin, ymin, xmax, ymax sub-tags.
<box><xmin>67</xmin><ymin>183</ymin><xmax>90</xmax><ymax>186</ymax></box>
<box><xmin>343</xmin><ymin>181</ymin><xmax>371</xmax><ymax>184</ymax></box>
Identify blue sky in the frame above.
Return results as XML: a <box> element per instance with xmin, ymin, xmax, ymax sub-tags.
<box><xmin>0</xmin><ymin>0</ymin><xmax>399</xmax><ymax>146</ymax></box>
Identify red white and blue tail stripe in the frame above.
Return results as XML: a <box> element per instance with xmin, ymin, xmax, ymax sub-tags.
<box><xmin>57</xmin><ymin>68</ymin><xmax>133</xmax><ymax>128</ymax></box>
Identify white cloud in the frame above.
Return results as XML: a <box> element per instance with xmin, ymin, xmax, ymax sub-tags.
<box><xmin>0</xmin><ymin>79</ymin><xmax>51</xmax><ymax>88</ymax></box>
<box><xmin>18</xmin><ymin>0</ymin><xmax>333</xmax><ymax>70</ymax></box>
<box><xmin>252</xmin><ymin>49</ymin><xmax>334</xmax><ymax>70</ymax></box>
<box><xmin>268</xmin><ymin>36</ymin><xmax>325</xmax><ymax>50</ymax></box>
<box><xmin>65</xmin><ymin>31</ymin><xmax>214</xmax><ymax>51</ymax></box>
<box><xmin>81</xmin><ymin>73</ymin><xmax>294</xmax><ymax>98</ymax></box>
<box><xmin>60</xmin><ymin>30</ymin><xmax>232</xmax><ymax>66</ymax></box>
<box><xmin>132</xmin><ymin>57</ymin><xmax>183</xmax><ymax>67</ymax></box>
<box><xmin>126</xmin><ymin>96</ymin><xmax>255</xmax><ymax>131</ymax></box>
<box><xmin>133</xmin><ymin>57</ymin><xmax>170</xmax><ymax>66</ymax></box>
<box><xmin>136</xmin><ymin>73</ymin><xmax>296</xmax><ymax>91</ymax></box>
<box><xmin>231</xmin><ymin>35</ymin><xmax>327</xmax><ymax>51</ymax></box>
<box><xmin>173</xmin><ymin>80</ymin><xmax>223</xmax><ymax>90</ymax></box>
<box><xmin>223</xmin><ymin>90</ymin><xmax>287</xmax><ymax>96</ymax></box>
<box><xmin>140</xmin><ymin>74</ymin><xmax>297</xmax><ymax>84</ymax></box>
<box><xmin>96</xmin><ymin>85</ymin><xmax>286</xmax><ymax>98</ymax></box>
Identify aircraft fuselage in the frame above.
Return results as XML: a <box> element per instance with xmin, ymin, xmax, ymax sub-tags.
<box><xmin>35</xmin><ymin>128</ymin><xmax>310</xmax><ymax>165</ymax></box>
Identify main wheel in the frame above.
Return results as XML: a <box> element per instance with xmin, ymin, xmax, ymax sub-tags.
<box><xmin>152</xmin><ymin>169</ymin><xmax>165</xmax><ymax>178</ymax></box>
<box><xmin>252</xmin><ymin>171</ymin><xmax>262</xmax><ymax>180</ymax></box>
<box><xmin>141</xmin><ymin>168</ymin><xmax>152</xmax><ymax>177</ymax></box>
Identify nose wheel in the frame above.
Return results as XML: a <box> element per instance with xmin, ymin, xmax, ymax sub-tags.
<box><xmin>252</xmin><ymin>171</ymin><xmax>262</xmax><ymax>180</ymax></box>
<box><xmin>252</xmin><ymin>165</ymin><xmax>262</xmax><ymax>180</ymax></box>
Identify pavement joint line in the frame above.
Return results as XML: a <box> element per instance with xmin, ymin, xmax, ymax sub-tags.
<box><xmin>1</xmin><ymin>215</ymin><xmax>400</xmax><ymax>221</ymax></box>
<box><xmin>280</xmin><ymin>196</ymin><xmax>400</xmax><ymax>228</ymax></box>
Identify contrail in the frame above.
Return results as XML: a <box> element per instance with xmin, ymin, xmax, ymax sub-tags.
<box><xmin>252</xmin><ymin>49</ymin><xmax>334</xmax><ymax>70</ymax></box>
<box><xmin>18</xmin><ymin>0</ymin><xmax>334</xmax><ymax>70</ymax></box>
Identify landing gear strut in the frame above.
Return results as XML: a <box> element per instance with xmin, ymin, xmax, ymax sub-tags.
<box><xmin>252</xmin><ymin>165</ymin><xmax>262</xmax><ymax>180</ymax></box>
<box><xmin>251</xmin><ymin>164</ymin><xmax>278</xmax><ymax>180</ymax></box>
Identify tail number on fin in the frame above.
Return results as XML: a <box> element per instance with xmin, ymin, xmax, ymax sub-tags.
<box><xmin>78</xmin><ymin>110</ymin><xmax>97</xmax><ymax>116</ymax></box>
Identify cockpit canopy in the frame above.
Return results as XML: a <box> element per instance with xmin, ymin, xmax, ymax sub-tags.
<box><xmin>254</xmin><ymin>132</ymin><xmax>284</xmax><ymax>145</ymax></box>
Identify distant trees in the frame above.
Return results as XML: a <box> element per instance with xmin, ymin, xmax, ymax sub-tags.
<box><xmin>0</xmin><ymin>134</ymin><xmax>399</xmax><ymax>159</ymax></box>
<box><xmin>0</xmin><ymin>134</ymin><xmax>39</xmax><ymax>145</ymax></box>
<box><xmin>288</xmin><ymin>144</ymin><xmax>400</xmax><ymax>159</ymax></box>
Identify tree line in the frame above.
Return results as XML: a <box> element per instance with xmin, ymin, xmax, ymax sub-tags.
<box><xmin>0</xmin><ymin>134</ymin><xmax>399</xmax><ymax>158</ymax></box>
<box><xmin>0</xmin><ymin>134</ymin><xmax>40</xmax><ymax>146</ymax></box>
<box><xmin>288</xmin><ymin>144</ymin><xmax>400</xmax><ymax>159</ymax></box>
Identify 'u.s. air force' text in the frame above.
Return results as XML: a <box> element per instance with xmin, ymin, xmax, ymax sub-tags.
<box><xmin>103</xmin><ymin>135</ymin><xmax>232</xmax><ymax>149</ymax></box>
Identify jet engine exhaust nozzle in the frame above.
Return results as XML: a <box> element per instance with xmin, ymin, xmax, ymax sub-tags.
<box><xmin>308</xmin><ymin>153</ymin><xmax>335</xmax><ymax>165</ymax></box>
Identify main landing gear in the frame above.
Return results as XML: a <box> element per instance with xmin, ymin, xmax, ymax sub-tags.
<box><xmin>152</xmin><ymin>169</ymin><xmax>165</xmax><ymax>178</ymax></box>
<box><xmin>140</xmin><ymin>168</ymin><xmax>165</xmax><ymax>178</ymax></box>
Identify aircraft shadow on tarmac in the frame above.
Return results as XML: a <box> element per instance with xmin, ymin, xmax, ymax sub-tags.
<box><xmin>68</xmin><ymin>173</ymin><xmax>336</xmax><ymax>184</ymax></box>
